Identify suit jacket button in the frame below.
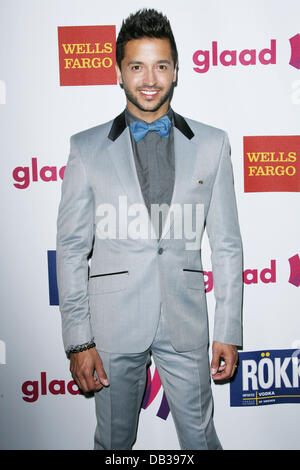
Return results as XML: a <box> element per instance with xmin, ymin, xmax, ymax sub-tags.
<box><xmin>158</xmin><ymin>247</ymin><xmax>164</xmax><ymax>255</ymax></box>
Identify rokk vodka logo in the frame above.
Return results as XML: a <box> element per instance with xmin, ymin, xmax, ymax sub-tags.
<box><xmin>230</xmin><ymin>349</ymin><xmax>300</xmax><ymax>407</ymax></box>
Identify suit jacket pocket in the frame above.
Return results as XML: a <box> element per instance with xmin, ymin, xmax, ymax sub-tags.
<box><xmin>88</xmin><ymin>270</ymin><xmax>129</xmax><ymax>295</ymax></box>
<box><xmin>182</xmin><ymin>269</ymin><xmax>205</xmax><ymax>291</ymax></box>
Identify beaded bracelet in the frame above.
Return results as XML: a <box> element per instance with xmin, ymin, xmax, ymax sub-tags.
<box><xmin>66</xmin><ymin>339</ymin><xmax>96</xmax><ymax>359</ymax></box>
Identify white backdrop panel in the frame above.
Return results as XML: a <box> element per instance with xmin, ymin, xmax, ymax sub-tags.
<box><xmin>0</xmin><ymin>0</ymin><xmax>299</xmax><ymax>450</ymax></box>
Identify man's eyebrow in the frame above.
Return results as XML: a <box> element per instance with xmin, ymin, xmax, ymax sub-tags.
<box><xmin>126</xmin><ymin>59</ymin><xmax>172</xmax><ymax>65</ymax></box>
<box><xmin>127</xmin><ymin>61</ymin><xmax>143</xmax><ymax>65</ymax></box>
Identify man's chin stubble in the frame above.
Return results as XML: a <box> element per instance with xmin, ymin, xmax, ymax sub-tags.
<box><xmin>124</xmin><ymin>86</ymin><xmax>174</xmax><ymax>113</ymax></box>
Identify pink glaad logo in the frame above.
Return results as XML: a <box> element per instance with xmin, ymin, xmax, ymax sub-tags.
<box><xmin>193</xmin><ymin>40</ymin><xmax>276</xmax><ymax>73</ymax></box>
<box><xmin>288</xmin><ymin>254</ymin><xmax>300</xmax><ymax>287</ymax></box>
<box><xmin>22</xmin><ymin>371</ymin><xmax>81</xmax><ymax>402</ymax></box>
<box><xmin>289</xmin><ymin>34</ymin><xmax>300</xmax><ymax>70</ymax></box>
<box><xmin>12</xmin><ymin>158</ymin><xmax>66</xmax><ymax>189</ymax></box>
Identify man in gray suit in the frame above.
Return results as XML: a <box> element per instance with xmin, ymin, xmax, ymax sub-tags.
<box><xmin>56</xmin><ymin>9</ymin><xmax>243</xmax><ymax>450</ymax></box>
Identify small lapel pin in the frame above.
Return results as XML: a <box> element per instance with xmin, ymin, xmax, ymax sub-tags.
<box><xmin>198</xmin><ymin>180</ymin><xmax>203</xmax><ymax>184</ymax></box>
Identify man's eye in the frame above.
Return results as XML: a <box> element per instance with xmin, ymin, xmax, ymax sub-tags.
<box><xmin>131</xmin><ymin>65</ymin><xmax>141</xmax><ymax>71</ymax></box>
<box><xmin>158</xmin><ymin>64</ymin><xmax>168</xmax><ymax>70</ymax></box>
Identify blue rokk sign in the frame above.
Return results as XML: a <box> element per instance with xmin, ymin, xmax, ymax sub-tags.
<box><xmin>230</xmin><ymin>349</ymin><xmax>300</xmax><ymax>407</ymax></box>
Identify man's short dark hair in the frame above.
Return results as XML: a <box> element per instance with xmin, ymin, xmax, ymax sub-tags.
<box><xmin>116</xmin><ymin>9</ymin><xmax>178</xmax><ymax>69</ymax></box>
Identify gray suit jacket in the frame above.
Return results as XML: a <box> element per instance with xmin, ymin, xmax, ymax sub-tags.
<box><xmin>56</xmin><ymin>111</ymin><xmax>243</xmax><ymax>354</ymax></box>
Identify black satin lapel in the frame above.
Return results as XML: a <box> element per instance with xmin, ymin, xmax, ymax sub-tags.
<box><xmin>108</xmin><ymin>111</ymin><xmax>127</xmax><ymax>141</ymax></box>
<box><xmin>172</xmin><ymin>111</ymin><xmax>195</xmax><ymax>140</ymax></box>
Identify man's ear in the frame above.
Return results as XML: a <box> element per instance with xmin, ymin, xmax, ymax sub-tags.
<box><xmin>173</xmin><ymin>62</ymin><xmax>178</xmax><ymax>85</ymax></box>
<box><xmin>115</xmin><ymin>64</ymin><xmax>123</xmax><ymax>85</ymax></box>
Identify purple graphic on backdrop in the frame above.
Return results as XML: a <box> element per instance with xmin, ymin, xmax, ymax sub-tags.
<box><xmin>142</xmin><ymin>367</ymin><xmax>170</xmax><ymax>420</ymax></box>
<box><xmin>289</xmin><ymin>34</ymin><xmax>300</xmax><ymax>69</ymax></box>
<box><xmin>288</xmin><ymin>254</ymin><xmax>300</xmax><ymax>287</ymax></box>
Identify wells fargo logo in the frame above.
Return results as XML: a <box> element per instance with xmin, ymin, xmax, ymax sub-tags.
<box><xmin>57</xmin><ymin>25</ymin><xmax>117</xmax><ymax>86</ymax></box>
<box><xmin>244</xmin><ymin>136</ymin><xmax>300</xmax><ymax>192</ymax></box>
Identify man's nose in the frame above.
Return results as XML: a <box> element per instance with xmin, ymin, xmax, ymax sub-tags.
<box><xmin>143</xmin><ymin>67</ymin><xmax>157</xmax><ymax>86</ymax></box>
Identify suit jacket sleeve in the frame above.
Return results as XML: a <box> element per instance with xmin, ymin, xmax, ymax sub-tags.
<box><xmin>56</xmin><ymin>135</ymin><xmax>94</xmax><ymax>353</ymax></box>
<box><xmin>206</xmin><ymin>132</ymin><xmax>243</xmax><ymax>347</ymax></box>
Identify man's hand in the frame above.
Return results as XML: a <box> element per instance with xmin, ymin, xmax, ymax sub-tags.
<box><xmin>70</xmin><ymin>347</ymin><xmax>109</xmax><ymax>393</ymax></box>
<box><xmin>210</xmin><ymin>341</ymin><xmax>238</xmax><ymax>381</ymax></box>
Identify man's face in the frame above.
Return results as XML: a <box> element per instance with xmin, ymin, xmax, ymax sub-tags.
<box><xmin>116</xmin><ymin>38</ymin><xmax>177</xmax><ymax>122</ymax></box>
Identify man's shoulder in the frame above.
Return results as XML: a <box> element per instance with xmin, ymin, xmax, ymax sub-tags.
<box><xmin>182</xmin><ymin>114</ymin><xmax>227</xmax><ymax>142</ymax></box>
<box><xmin>70</xmin><ymin>117</ymin><xmax>114</xmax><ymax>148</ymax></box>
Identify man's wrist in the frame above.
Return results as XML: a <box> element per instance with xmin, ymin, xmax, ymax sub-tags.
<box><xmin>66</xmin><ymin>339</ymin><xmax>96</xmax><ymax>359</ymax></box>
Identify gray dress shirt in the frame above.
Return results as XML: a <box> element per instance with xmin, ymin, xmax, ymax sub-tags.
<box><xmin>125</xmin><ymin>108</ymin><xmax>175</xmax><ymax>239</ymax></box>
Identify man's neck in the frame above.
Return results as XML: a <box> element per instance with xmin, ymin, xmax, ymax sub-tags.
<box><xmin>125</xmin><ymin>106</ymin><xmax>173</xmax><ymax>125</ymax></box>
<box><xmin>126</xmin><ymin>102</ymin><xmax>170</xmax><ymax>123</ymax></box>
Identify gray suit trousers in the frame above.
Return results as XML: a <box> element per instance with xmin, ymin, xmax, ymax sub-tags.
<box><xmin>94</xmin><ymin>304</ymin><xmax>222</xmax><ymax>450</ymax></box>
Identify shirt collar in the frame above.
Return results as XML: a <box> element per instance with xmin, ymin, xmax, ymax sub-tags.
<box><xmin>108</xmin><ymin>109</ymin><xmax>194</xmax><ymax>142</ymax></box>
<box><xmin>125</xmin><ymin>107</ymin><xmax>174</xmax><ymax>127</ymax></box>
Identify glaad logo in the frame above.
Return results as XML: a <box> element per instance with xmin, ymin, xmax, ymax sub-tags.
<box><xmin>12</xmin><ymin>158</ymin><xmax>66</xmax><ymax>189</ymax></box>
<box><xmin>48</xmin><ymin>255</ymin><xmax>279</xmax><ymax>305</ymax></box>
<box><xmin>22</xmin><ymin>371</ymin><xmax>81</xmax><ymax>402</ymax></box>
<box><xmin>288</xmin><ymin>254</ymin><xmax>300</xmax><ymax>287</ymax></box>
<box><xmin>205</xmin><ymin>259</ymin><xmax>277</xmax><ymax>293</ymax></box>
<box><xmin>230</xmin><ymin>349</ymin><xmax>300</xmax><ymax>407</ymax></box>
<box><xmin>22</xmin><ymin>367</ymin><xmax>171</xmax><ymax>420</ymax></box>
<box><xmin>193</xmin><ymin>40</ymin><xmax>276</xmax><ymax>73</ymax></box>
<box><xmin>289</xmin><ymin>34</ymin><xmax>300</xmax><ymax>70</ymax></box>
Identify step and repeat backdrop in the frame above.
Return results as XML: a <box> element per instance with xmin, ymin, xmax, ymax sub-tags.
<box><xmin>1</xmin><ymin>0</ymin><xmax>300</xmax><ymax>450</ymax></box>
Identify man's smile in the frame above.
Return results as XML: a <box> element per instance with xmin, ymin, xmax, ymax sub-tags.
<box><xmin>139</xmin><ymin>89</ymin><xmax>161</xmax><ymax>99</ymax></box>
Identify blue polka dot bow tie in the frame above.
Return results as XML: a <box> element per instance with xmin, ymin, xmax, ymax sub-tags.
<box><xmin>130</xmin><ymin>115</ymin><xmax>172</xmax><ymax>142</ymax></box>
